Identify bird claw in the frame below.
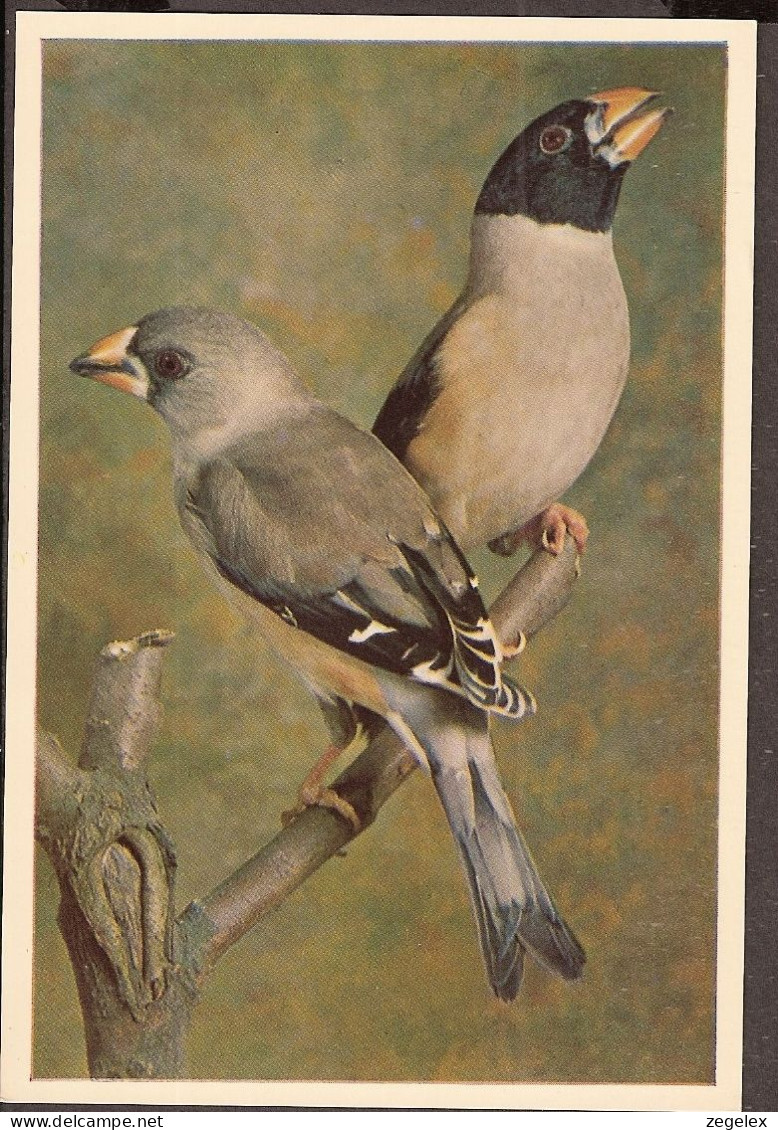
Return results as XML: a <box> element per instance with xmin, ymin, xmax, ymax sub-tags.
<box><xmin>501</xmin><ymin>632</ymin><xmax>527</xmax><ymax>660</ymax></box>
<box><xmin>538</xmin><ymin>504</ymin><xmax>589</xmax><ymax>556</ymax></box>
<box><xmin>490</xmin><ymin>504</ymin><xmax>589</xmax><ymax>560</ymax></box>
<box><xmin>281</xmin><ymin>787</ymin><xmax>361</xmax><ymax>835</ymax></box>
<box><xmin>281</xmin><ymin>742</ymin><xmax>362</xmax><ymax>834</ymax></box>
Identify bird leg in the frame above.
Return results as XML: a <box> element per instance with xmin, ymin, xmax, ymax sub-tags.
<box><xmin>281</xmin><ymin>743</ymin><xmax>362</xmax><ymax>833</ymax></box>
<box><xmin>489</xmin><ymin>503</ymin><xmax>589</xmax><ymax>558</ymax></box>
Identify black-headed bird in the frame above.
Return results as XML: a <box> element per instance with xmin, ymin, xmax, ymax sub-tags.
<box><xmin>71</xmin><ymin>306</ymin><xmax>585</xmax><ymax>1001</ymax></box>
<box><xmin>373</xmin><ymin>87</ymin><xmax>671</xmax><ymax>557</ymax></box>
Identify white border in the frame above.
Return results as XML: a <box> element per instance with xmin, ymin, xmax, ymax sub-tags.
<box><xmin>3</xmin><ymin>12</ymin><xmax>757</xmax><ymax>1110</ymax></box>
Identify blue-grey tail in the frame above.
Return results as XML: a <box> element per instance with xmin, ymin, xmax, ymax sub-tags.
<box><xmin>454</xmin><ymin>755</ymin><xmax>586</xmax><ymax>999</ymax></box>
<box><xmin>379</xmin><ymin>677</ymin><xmax>584</xmax><ymax>999</ymax></box>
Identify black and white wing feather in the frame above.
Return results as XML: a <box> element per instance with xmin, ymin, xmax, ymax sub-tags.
<box><xmin>396</xmin><ymin>540</ymin><xmax>533</xmax><ymax>718</ymax></box>
<box><xmin>181</xmin><ymin>425</ymin><xmax>534</xmax><ymax>721</ymax></box>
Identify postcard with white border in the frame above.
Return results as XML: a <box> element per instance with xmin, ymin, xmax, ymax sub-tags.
<box><xmin>3</xmin><ymin>12</ymin><xmax>756</xmax><ymax>1110</ymax></box>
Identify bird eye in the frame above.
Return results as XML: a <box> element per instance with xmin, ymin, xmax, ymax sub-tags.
<box><xmin>154</xmin><ymin>349</ymin><xmax>188</xmax><ymax>380</ymax></box>
<box><xmin>539</xmin><ymin>125</ymin><xmax>572</xmax><ymax>155</ymax></box>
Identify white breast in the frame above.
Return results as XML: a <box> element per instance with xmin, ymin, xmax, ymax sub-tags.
<box><xmin>405</xmin><ymin>213</ymin><xmax>630</xmax><ymax>550</ymax></box>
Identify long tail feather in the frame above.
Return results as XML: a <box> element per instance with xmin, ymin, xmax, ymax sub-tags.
<box><xmin>381</xmin><ymin>678</ymin><xmax>585</xmax><ymax>1000</ymax></box>
<box><xmin>462</xmin><ymin>751</ymin><xmax>585</xmax><ymax>992</ymax></box>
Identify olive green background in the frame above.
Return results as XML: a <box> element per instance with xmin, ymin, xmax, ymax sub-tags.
<box><xmin>35</xmin><ymin>40</ymin><xmax>725</xmax><ymax>1082</ymax></box>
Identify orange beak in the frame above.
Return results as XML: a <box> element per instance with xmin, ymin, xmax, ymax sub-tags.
<box><xmin>69</xmin><ymin>325</ymin><xmax>148</xmax><ymax>398</ymax></box>
<box><xmin>587</xmin><ymin>86</ymin><xmax>672</xmax><ymax>163</ymax></box>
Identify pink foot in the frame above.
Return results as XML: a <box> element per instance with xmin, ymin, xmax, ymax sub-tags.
<box><xmin>281</xmin><ymin>743</ymin><xmax>361</xmax><ymax>833</ymax></box>
<box><xmin>488</xmin><ymin>503</ymin><xmax>589</xmax><ymax>558</ymax></box>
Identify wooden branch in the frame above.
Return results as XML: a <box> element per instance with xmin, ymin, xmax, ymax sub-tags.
<box><xmin>80</xmin><ymin>629</ymin><xmax>175</xmax><ymax>771</ymax></box>
<box><xmin>186</xmin><ymin>724</ymin><xmax>414</xmax><ymax>966</ymax></box>
<box><xmin>35</xmin><ymin>729</ymin><xmax>85</xmax><ymax>846</ymax></box>
<box><xmin>36</xmin><ymin>631</ymin><xmax>189</xmax><ymax>1078</ymax></box>
<box><xmin>490</xmin><ymin>534</ymin><xmax>580</xmax><ymax>647</ymax></box>
<box><xmin>36</xmin><ymin>537</ymin><xmax>579</xmax><ymax>1077</ymax></box>
<box><xmin>184</xmin><ymin>537</ymin><xmax>580</xmax><ymax>970</ymax></box>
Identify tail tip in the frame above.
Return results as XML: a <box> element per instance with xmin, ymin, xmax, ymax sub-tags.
<box><xmin>489</xmin><ymin>941</ymin><xmax>585</xmax><ymax>1002</ymax></box>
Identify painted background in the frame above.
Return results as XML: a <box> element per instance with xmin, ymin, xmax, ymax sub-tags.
<box><xmin>36</xmin><ymin>39</ymin><xmax>724</xmax><ymax>1082</ymax></box>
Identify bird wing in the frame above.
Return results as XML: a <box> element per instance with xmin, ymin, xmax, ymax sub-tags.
<box><xmin>181</xmin><ymin>411</ymin><xmax>532</xmax><ymax>718</ymax></box>
<box><xmin>372</xmin><ymin>296</ymin><xmax>467</xmax><ymax>462</ymax></box>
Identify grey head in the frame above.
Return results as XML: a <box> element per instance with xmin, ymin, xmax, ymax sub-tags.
<box><xmin>70</xmin><ymin>306</ymin><xmax>314</xmax><ymax>455</ymax></box>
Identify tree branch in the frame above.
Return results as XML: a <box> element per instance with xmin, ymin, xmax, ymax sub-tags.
<box><xmin>36</xmin><ymin>630</ymin><xmax>188</xmax><ymax>1077</ymax></box>
<box><xmin>80</xmin><ymin>629</ymin><xmax>175</xmax><ymax>772</ymax></box>
<box><xmin>35</xmin><ymin>538</ymin><xmax>579</xmax><ymax>1077</ymax></box>
<box><xmin>186</xmin><ymin>537</ymin><xmax>580</xmax><ymax>970</ymax></box>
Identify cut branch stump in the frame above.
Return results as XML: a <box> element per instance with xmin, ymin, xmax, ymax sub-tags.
<box><xmin>35</xmin><ymin>538</ymin><xmax>579</xmax><ymax>1078</ymax></box>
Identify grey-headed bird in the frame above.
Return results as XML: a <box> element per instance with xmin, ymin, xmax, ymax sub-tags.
<box><xmin>71</xmin><ymin>306</ymin><xmax>585</xmax><ymax>1001</ymax></box>
<box><xmin>373</xmin><ymin>87</ymin><xmax>671</xmax><ymax>557</ymax></box>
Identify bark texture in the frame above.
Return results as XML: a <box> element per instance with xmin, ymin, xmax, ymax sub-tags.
<box><xmin>35</xmin><ymin>538</ymin><xmax>579</xmax><ymax>1078</ymax></box>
